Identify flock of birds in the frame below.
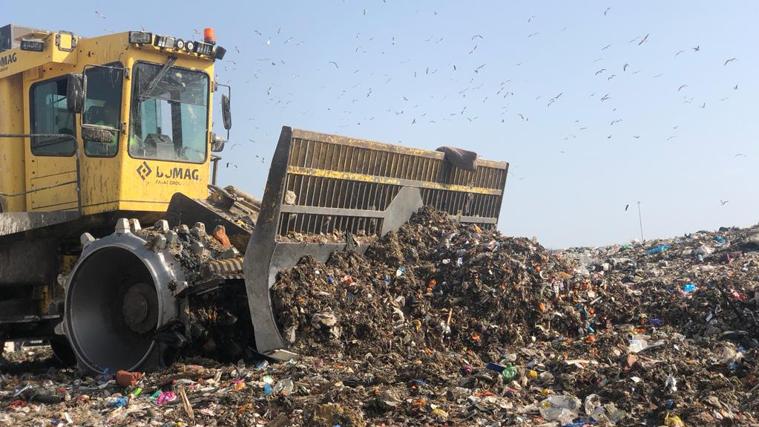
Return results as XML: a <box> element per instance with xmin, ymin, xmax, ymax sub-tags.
<box><xmin>93</xmin><ymin>5</ymin><xmax>747</xmax><ymax>210</ymax></box>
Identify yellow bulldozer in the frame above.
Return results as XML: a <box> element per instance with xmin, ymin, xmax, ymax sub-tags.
<box><xmin>0</xmin><ymin>24</ymin><xmax>509</xmax><ymax>373</ymax></box>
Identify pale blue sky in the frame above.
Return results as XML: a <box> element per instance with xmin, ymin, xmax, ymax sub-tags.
<box><xmin>9</xmin><ymin>1</ymin><xmax>758</xmax><ymax>247</ymax></box>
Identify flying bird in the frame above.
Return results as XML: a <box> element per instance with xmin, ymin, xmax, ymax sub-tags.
<box><xmin>329</xmin><ymin>61</ymin><xmax>339</xmax><ymax>69</ymax></box>
<box><xmin>733</xmin><ymin>84</ymin><xmax>738</xmax><ymax>90</ymax></box>
<box><xmin>734</xmin><ymin>153</ymin><xmax>747</xmax><ymax>158</ymax></box>
<box><xmin>638</xmin><ymin>33</ymin><xmax>649</xmax><ymax>45</ymax></box>
<box><xmin>604</xmin><ymin>7</ymin><xmax>611</xmax><ymax>16</ymax></box>
<box><xmin>724</xmin><ymin>57</ymin><xmax>737</xmax><ymax>66</ymax></box>
<box><xmin>693</xmin><ymin>45</ymin><xmax>700</xmax><ymax>52</ymax></box>
<box><xmin>595</xmin><ymin>68</ymin><xmax>606</xmax><ymax>75</ymax></box>
<box><xmin>720</xmin><ymin>200</ymin><xmax>729</xmax><ymax>206</ymax></box>
<box><xmin>471</xmin><ymin>34</ymin><xmax>484</xmax><ymax>40</ymax></box>
<box><xmin>625</xmin><ymin>204</ymin><xmax>629</xmax><ymax>211</ymax></box>
<box><xmin>601</xmin><ymin>44</ymin><xmax>612</xmax><ymax>51</ymax></box>
<box><xmin>675</xmin><ymin>49</ymin><xmax>685</xmax><ymax>56</ymax></box>
<box><xmin>677</xmin><ymin>84</ymin><xmax>688</xmax><ymax>92</ymax></box>
<box><xmin>623</xmin><ymin>63</ymin><xmax>629</xmax><ymax>72</ymax></box>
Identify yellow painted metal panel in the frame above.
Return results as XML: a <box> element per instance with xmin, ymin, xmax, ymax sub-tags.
<box><xmin>287</xmin><ymin>165</ymin><xmax>504</xmax><ymax>196</ymax></box>
<box><xmin>0</xmin><ymin>33</ymin><xmax>79</xmax><ymax>80</ymax></box>
<box><xmin>0</xmin><ymin>74</ymin><xmax>26</xmax><ymax>211</ymax></box>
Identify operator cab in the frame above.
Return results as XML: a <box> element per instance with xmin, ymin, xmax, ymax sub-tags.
<box><xmin>0</xmin><ymin>25</ymin><xmax>232</xmax><ymax>217</ymax></box>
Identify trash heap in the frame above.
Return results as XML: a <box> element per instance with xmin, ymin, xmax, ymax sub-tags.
<box><xmin>1</xmin><ymin>208</ymin><xmax>758</xmax><ymax>426</ymax></box>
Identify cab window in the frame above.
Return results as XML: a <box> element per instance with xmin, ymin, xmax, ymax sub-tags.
<box><xmin>30</xmin><ymin>78</ymin><xmax>76</xmax><ymax>156</ymax></box>
<box><xmin>129</xmin><ymin>62</ymin><xmax>208</xmax><ymax>163</ymax></box>
<box><xmin>83</xmin><ymin>65</ymin><xmax>124</xmax><ymax>157</ymax></box>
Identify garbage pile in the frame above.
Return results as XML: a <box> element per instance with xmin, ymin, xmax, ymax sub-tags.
<box><xmin>1</xmin><ymin>208</ymin><xmax>758</xmax><ymax>426</ymax></box>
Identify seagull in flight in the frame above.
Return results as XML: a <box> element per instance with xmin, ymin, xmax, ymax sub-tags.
<box><xmin>724</xmin><ymin>57</ymin><xmax>737</xmax><ymax>66</ymax></box>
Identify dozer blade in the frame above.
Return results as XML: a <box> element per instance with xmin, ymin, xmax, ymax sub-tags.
<box><xmin>244</xmin><ymin>126</ymin><xmax>509</xmax><ymax>358</ymax></box>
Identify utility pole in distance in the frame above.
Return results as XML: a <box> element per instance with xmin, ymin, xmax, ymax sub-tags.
<box><xmin>637</xmin><ymin>201</ymin><xmax>644</xmax><ymax>243</ymax></box>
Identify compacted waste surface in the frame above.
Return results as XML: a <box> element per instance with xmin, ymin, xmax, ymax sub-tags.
<box><xmin>2</xmin><ymin>208</ymin><xmax>757</xmax><ymax>426</ymax></box>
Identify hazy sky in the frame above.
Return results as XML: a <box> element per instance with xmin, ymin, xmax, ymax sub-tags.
<box><xmin>9</xmin><ymin>1</ymin><xmax>759</xmax><ymax>247</ymax></box>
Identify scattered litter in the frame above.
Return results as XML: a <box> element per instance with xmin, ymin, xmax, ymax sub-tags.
<box><xmin>1</xmin><ymin>208</ymin><xmax>757</xmax><ymax>425</ymax></box>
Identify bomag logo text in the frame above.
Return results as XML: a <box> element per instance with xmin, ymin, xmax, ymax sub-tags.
<box><xmin>156</xmin><ymin>166</ymin><xmax>200</xmax><ymax>181</ymax></box>
<box><xmin>0</xmin><ymin>52</ymin><xmax>18</xmax><ymax>67</ymax></box>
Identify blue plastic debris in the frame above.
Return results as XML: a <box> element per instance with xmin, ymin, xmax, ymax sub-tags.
<box><xmin>109</xmin><ymin>396</ymin><xmax>128</xmax><ymax>408</ymax></box>
<box><xmin>646</xmin><ymin>244</ymin><xmax>671</xmax><ymax>255</ymax></box>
